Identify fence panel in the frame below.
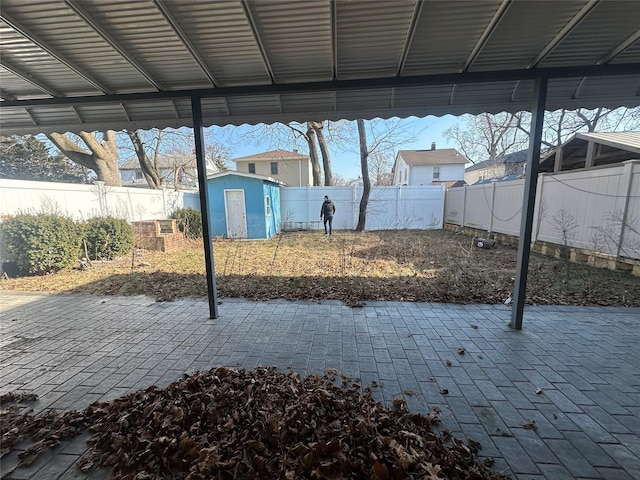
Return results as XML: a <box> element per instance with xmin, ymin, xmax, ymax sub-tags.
<box><xmin>280</xmin><ymin>185</ymin><xmax>444</xmax><ymax>231</ymax></box>
<box><xmin>463</xmin><ymin>185</ymin><xmax>492</xmax><ymax>231</ymax></box>
<box><xmin>447</xmin><ymin>160</ymin><xmax>640</xmax><ymax>260</ymax></box>
<box><xmin>0</xmin><ymin>178</ymin><xmax>188</xmax><ymax>221</ymax></box>
<box><xmin>491</xmin><ymin>179</ymin><xmax>525</xmax><ymax>236</ymax></box>
<box><xmin>444</xmin><ymin>187</ymin><xmax>464</xmax><ymax>226</ymax></box>
<box><xmin>536</xmin><ymin>168</ymin><xmax>628</xmax><ymax>254</ymax></box>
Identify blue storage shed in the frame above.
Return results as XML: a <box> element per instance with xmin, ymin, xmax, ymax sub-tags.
<box><xmin>206</xmin><ymin>171</ymin><xmax>282</xmax><ymax>239</ymax></box>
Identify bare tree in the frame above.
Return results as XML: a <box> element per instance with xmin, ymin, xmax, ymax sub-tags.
<box><xmin>368</xmin><ymin>150</ymin><xmax>394</xmax><ymax>186</ymax></box>
<box><xmin>309</xmin><ymin>121</ymin><xmax>333</xmax><ymax>186</ymax></box>
<box><xmin>241</xmin><ymin>121</ymin><xmax>333</xmax><ymax>186</ymax></box>
<box><xmin>353</xmin><ymin>118</ymin><xmax>420</xmax><ymax>230</ymax></box>
<box><xmin>205</xmin><ymin>141</ymin><xmax>231</xmax><ymax>172</ymax></box>
<box><xmin>445</xmin><ymin>112</ymin><xmax>527</xmax><ymax>165</ymax></box>
<box><xmin>47</xmin><ymin>131</ymin><xmax>121</xmax><ymax>186</ymax></box>
<box><xmin>127</xmin><ymin>129</ymin><xmax>162</xmax><ymax>189</ymax></box>
<box><xmin>515</xmin><ymin>106</ymin><xmax>640</xmax><ymax>151</ymax></box>
<box><xmin>355</xmin><ymin>119</ymin><xmax>370</xmax><ymax>232</ymax></box>
<box><xmin>304</xmin><ymin>123</ymin><xmax>323</xmax><ymax>186</ymax></box>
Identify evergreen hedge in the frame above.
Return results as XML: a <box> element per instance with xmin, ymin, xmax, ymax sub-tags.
<box><xmin>84</xmin><ymin>217</ymin><xmax>134</xmax><ymax>261</ymax></box>
<box><xmin>171</xmin><ymin>207</ymin><xmax>202</xmax><ymax>239</ymax></box>
<box><xmin>1</xmin><ymin>213</ymin><xmax>84</xmax><ymax>275</ymax></box>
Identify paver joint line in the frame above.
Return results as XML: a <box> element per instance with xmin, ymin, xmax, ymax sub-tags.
<box><xmin>0</xmin><ymin>291</ymin><xmax>638</xmax><ymax>480</ymax></box>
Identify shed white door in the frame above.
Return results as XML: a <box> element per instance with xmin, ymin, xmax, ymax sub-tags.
<box><xmin>224</xmin><ymin>189</ymin><xmax>247</xmax><ymax>238</ymax></box>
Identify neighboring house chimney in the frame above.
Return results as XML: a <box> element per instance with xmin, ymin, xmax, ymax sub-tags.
<box><xmin>431</xmin><ymin>142</ymin><xmax>436</xmax><ymax>150</ymax></box>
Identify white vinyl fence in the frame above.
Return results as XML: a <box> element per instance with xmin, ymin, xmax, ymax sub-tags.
<box><xmin>280</xmin><ymin>185</ymin><xmax>445</xmax><ymax>231</ymax></box>
<box><xmin>445</xmin><ymin>160</ymin><xmax>640</xmax><ymax>260</ymax></box>
<box><xmin>0</xmin><ymin>178</ymin><xmax>199</xmax><ymax>221</ymax></box>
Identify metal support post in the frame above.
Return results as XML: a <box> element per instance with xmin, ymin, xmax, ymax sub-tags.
<box><xmin>511</xmin><ymin>76</ymin><xmax>547</xmax><ymax>330</ymax></box>
<box><xmin>191</xmin><ymin>95</ymin><xmax>218</xmax><ymax>319</ymax></box>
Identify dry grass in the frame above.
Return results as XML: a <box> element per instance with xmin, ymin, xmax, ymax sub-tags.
<box><xmin>2</xmin><ymin>230</ymin><xmax>639</xmax><ymax>306</ymax></box>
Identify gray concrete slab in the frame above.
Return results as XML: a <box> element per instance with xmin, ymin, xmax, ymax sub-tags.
<box><xmin>1</xmin><ymin>291</ymin><xmax>639</xmax><ymax>479</ymax></box>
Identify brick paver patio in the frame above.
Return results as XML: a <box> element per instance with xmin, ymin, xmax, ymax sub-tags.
<box><xmin>1</xmin><ymin>291</ymin><xmax>638</xmax><ymax>479</ymax></box>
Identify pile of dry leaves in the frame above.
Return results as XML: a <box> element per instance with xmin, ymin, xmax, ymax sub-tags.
<box><xmin>1</xmin><ymin>367</ymin><xmax>510</xmax><ymax>479</ymax></box>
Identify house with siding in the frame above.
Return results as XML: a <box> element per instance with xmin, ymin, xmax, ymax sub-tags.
<box><xmin>464</xmin><ymin>150</ymin><xmax>528</xmax><ymax>185</ymax></box>
<box><xmin>233</xmin><ymin>149</ymin><xmax>312</xmax><ymax>186</ymax></box>
<box><xmin>391</xmin><ymin>144</ymin><xmax>467</xmax><ymax>186</ymax></box>
<box><xmin>120</xmin><ymin>154</ymin><xmax>198</xmax><ymax>189</ymax></box>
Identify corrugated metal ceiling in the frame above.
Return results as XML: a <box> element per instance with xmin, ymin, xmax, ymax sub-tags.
<box><xmin>0</xmin><ymin>0</ymin><xmax>639</xmax><ymax>135</ymax></box>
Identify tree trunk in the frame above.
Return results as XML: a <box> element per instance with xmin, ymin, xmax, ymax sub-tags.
<box><xmin>127</xmin><ymin>130</ymin><xmax>162</xmax><ymax>189</ymax></box>
<box><xmin>306</xmin><ymin>123</ymin><xmax>322</xmax><ymax>186</ymax></box>
<box><xmin>310</xmin><ymin>121</ymin><xmax>333</xmax><ymax>186</ymax></box>
<box><xmin>47</xmin><ymin>130</ymin><xmax>121</xmax><ymax>186</ymax></box>
<box><xmin>356</xmin><ymin>119</ymin><xmax>370</xmax><ymax>232</ymax></box>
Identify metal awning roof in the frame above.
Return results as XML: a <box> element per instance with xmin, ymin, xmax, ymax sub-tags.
<box><xmin>1</xmin><ymin>0</ymin><xmax>639</xmax><ymax>135</ymax></box>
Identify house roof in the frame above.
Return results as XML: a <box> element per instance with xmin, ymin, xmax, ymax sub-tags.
<box><xmin>120</xmin><ymin>154</ymin><xmax>195</xmax><ymax>170</ymax></box>
<box><xmin>465</xmin><ymin>149</ymin><xmax>529</xmax><ymax>172</ymax></box>
<box><xmin>207</xmin><ymin>170</ymin><xmax>284</xmax><ymax>186</ymax></box>
<box><xmin>474</xmin><ymin>174</ymin><xmax>523</xmax><ymax>185</ymax></box>
<box><xmin>0</xmin><ymin>1</ymin><xmax>638</xmax><ymax>135</ymax></box>
<box><xmin>232</xmin><ymin>149</ymin><xmax>309</xmax><ymax>162</ymax></box>
<box><xmin>539</xmin><ymin>130</ymin><xmax>640</xmax><ymax>171</ymax></box>
<box><xmin>396</xmin><ymin>149</ymin><xmax>468</xmax><ymax>166</ymax></box>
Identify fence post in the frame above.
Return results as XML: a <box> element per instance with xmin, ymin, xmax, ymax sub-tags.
<box><xmin>95</xmin><ymin>181</ymin><xmax>105</xmax><ymax>216</ymax></box>
<box><xmin>489</xmin><ymin>181</ymin><xmax>497</xmax><ymax>234</ymax></box>
<box><xmin>532</xmin><ymin>173</ymin><xmax>545</xmax><ymax>242</ymax></box>
<box><xmin>461</xmin><ymin>185</ymin><xmax>467</xmax><ymax>232</ymax></box>
<box><xmin>617</xmin><ymin>160</ymin><xmax>638</xmax><ymax>257</ymax></box>
<box><xmin>353</xmin><ymin>184</ymin><xmax>358</xmax><ymax>229</ymax></box>
<box><xmin>161</xmin><ymin>185</ymin><xmax>168</xmax><ymax>218</ymax></box>
<box><xmin>440</xmin><ymin>184</ymin><xmax>446</xmax><ymax>229</ymax></box>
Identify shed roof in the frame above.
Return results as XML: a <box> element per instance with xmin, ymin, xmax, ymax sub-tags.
<box><xmin>397</xmin><ymin>149</ymin><xmax>468</xmax><ymax>166</ymax></box>
<box><xmin>539</xmin><ymin>130</ymin><xmax>640</xmax><ymax>171</ymax></box>
<box><xmin>1</xmin><ymin>1</ymin><xmax>639</xmax><ymax>135</ymax></box>
<box><xmin>207</xmin><ymin>170</ymin><xmax>284</xmax><ymax>186</ymax></box>
<box><xmin>232</xmin><ymin>149</ymin><xmax>309</xmax><ymax>162</ymax></box>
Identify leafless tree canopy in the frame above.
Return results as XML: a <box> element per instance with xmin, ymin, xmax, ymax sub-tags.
<box><xmin>47</xmin><ymin>131</ymin><xmax>121</xmax><ymax>186</ymax></box>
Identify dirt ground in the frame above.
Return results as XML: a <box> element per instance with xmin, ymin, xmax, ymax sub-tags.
<box><xmin>2</xmin><ymin>230</ymin><xmax>639</xmax><ymax>307</ymax></box>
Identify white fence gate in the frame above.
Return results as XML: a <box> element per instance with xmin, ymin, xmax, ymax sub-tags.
<box><xmin>445</xmin><ymin>160</ymin><xmax>640</xmax><ymax>260</ymax></box>
<box><xmin>280</xmin><ymin>185</ymin><xmax>445</xmax><ymax>231</ymax></box>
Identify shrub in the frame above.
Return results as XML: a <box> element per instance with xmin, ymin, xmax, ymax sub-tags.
<box><xmin>171</xmin><ymin>207</ymin><xmax>202</xmax><ymax>239</ymax></box>
<box><xmin>1</xmin><ymin>213</ymin><xmax>84</xmax><ymax>275</ymax></box>
<box><xmin>84</xmin><ymin>217</ymin><xmax>134</xmax><ymax>261</ymax></box>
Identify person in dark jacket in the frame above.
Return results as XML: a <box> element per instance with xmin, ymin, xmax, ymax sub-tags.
<box><xmin>320</xmin><ymin>195</ymin><xmax>336</xmax><ymax>235</ymax></box>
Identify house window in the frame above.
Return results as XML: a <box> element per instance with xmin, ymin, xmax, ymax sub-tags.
<box><xmin>270</xmin><ymin>162</ymin><xmax>278</xmax><ymax>174</ymax></box>
<box><xmin>135</xmin><ymin>170</ymin><xmax>144</xmax><ymax>180</ymax></box>
<box><xmin>433</xmin><ymin>166</ymin><xmax>440</xmax><ymax>180</ymax></box>
<box><xmin>248</xmin><ymin>163</ymin><xmax>255</xmax><ymax>174</ymax></box>
<box><xmin>265</xmin><ymin>195</ymin><xmax>271</xmax><ymax>215</ymax></box>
